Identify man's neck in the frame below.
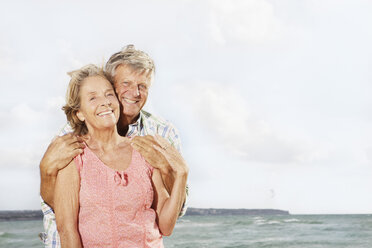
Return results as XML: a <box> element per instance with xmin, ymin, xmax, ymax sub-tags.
<box><xmin>117</xmin><ymin>113</ymin><xmax>140</xmax><ymax>136</ymax></box>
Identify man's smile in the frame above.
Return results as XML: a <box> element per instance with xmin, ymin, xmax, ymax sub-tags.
<box><xmin>122</xmin><ymin>97</ymin><xmax>139</xmax><ymax>104</ymax></box>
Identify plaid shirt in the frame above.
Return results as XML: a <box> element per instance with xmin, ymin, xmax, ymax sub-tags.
<box><xmin>40</xmin><ymin>110</ymin><xmax>189</xmax><ymax>247</ymax></box>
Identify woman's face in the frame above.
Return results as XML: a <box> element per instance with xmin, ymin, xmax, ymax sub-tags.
<box><xmin>76</xmin><ymin>76</ymin><xmax>120</xmax><ymax>132</ymax></box>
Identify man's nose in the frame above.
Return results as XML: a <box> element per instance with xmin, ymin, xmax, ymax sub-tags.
<box><xmin>128</xmin><ymin>84</ymin><xmax>140</xmax><ymax>96</ymax></box>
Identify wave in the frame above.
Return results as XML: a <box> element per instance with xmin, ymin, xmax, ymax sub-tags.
<box><xmin>0</xmin><ymin>231</ymin><xmax>13</xmax><ymax>238</ymax></box>
<box><xmin>178</xmin><ymin>219</ymin><xmax>191</xmax><ymax>223</ymax></box>
<box><xmin>253</xmin><ymin>218</ymin><xmax>310</xmax><ymax>225</ymax></box>
<box><xmin>253</xmin><ymin>217</ymin><xmax>323</xmax><ymax>225</ymax></box>
<box><xmin>267</xmin><ymin>220</ymin><xmax>281</xmax><ymax>225</ymax></box>
<box><xmin>232</xmin><ymin>220</ymin><xmax>253</xmax><ymax>225</ymax></box>
<box><xmin>224</xmin><ymin>220</ymin><xmax>254</xmax><ymax>227</ymax></box>
<box><xmin>283</xmin><ymin>218</ymin><xmax>300</xmax><ymax>223</ymax></box>
<box><xmin>305</xmin><ymin>221</ymin><xmax>323</xmax><ymax>224</ymax></box>
<box><xmin>254</xmin><ymin>219</ymin><xmax>266</xmax><ymax>225</ymax></box>
<box><xmin>177</xmin><ymin>222</ymin><xmax>220</xmax><ymax>228</ymax></box>
<box><xmin>254</xmin><ymin>220</ymin><xmax>282</xmax><ymax>225</ymax></box>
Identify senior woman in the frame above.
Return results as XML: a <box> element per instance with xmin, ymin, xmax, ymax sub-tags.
<box><xmin>54</xmin><ymin>64</ymin><xmax>186</xmax><ymax>247</ymax></box>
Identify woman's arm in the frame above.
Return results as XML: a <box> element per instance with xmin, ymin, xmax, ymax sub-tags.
<box><xmin>152</xmin><ymin>169</ymin><xmax>188</xmax><ymax>236</ymax></box>
<box><xmin>132</xmin><ymin>135</ymin><xmax>188</xmax><ymax>216</ymax></box>
<box><xmin>131</xmin><ymin>135</ymin><xmax>176</xmax><ymax>194</ymax></box>
<box><xmin>151</xmin><ymin>136</ymin><xmax>189</xmax><ymax>236</ymax></box>
<box><xmin>54</xmin><ymin>160</ymin><xmax>82</xmax><ymax>248</ymax></box>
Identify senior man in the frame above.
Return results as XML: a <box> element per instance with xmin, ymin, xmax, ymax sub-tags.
<box><xmin>39</xmin><ymin>45</ymin><xmax>189</xmax><ymax>247</ymax></box>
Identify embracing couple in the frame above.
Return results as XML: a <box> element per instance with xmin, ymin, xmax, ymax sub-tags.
<box><xmin>39</xmin><ymin>45</ymin><xmax>189</xmax><ymax>248</ymax></box>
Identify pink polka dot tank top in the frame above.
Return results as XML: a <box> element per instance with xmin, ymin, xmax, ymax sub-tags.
<box><xmin>74</xmin><ymin>146</ymin><xmax>164</xmax><ymax>248</ymax></box>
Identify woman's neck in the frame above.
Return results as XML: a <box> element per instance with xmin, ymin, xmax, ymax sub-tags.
<box><xmin>84</xmin><ymin>127</ymin><xmax>123</xmax><ymax>152</ymax></box>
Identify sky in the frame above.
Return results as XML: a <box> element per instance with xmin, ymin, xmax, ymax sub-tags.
<box><xmin>0</xmin><ymin>0</ymin><xmax>371</xmax><ymax>214</ymax></box>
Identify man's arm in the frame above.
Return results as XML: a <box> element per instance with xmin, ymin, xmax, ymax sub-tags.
<box><xmin>40</xmin><ymin>133</ymin><xmax>85</xmax><ymax>209</ymax></box>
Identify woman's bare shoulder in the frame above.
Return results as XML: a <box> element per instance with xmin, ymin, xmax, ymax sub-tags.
<box><xmin>117</xmin><ymin>136</ymin><xmax>131</xmax><ymax>148</ymax></box>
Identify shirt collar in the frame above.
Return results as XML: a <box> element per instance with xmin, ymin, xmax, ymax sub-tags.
<box><xmin>126</xmin><ymin>111</ymin><xmax>144</xmax><ymax>137</ymax></box>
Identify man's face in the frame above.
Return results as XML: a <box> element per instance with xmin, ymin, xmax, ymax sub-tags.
<box><xmin>113</xmin><ymin>65</ymin><xmax>151</xmax><ymax>122</ymax></box>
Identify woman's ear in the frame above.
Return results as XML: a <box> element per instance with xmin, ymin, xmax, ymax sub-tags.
<box><xmin>76</xmin><ymin>110</ymin><xmax>85</xmax><ymax>122</ymax></box>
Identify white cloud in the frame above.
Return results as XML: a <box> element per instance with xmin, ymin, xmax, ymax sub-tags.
<box><xmin>0</xmin><ymin>44</ymin><xmax>13</xmax><ymax>72</ymax></box>
<box><xmin>174</xmin><ymin>80</ymin><xmax>327</xmax><ymax>164</ymax></box>
<box><xmin>0</xmin><ymin>100</ymin><xmax>65</xmax><ymax>169</ymax></box>
<box><xmin>207</xmin><ymin>0</ymin><xmax>283</xmax><ymax>45</ymax></box>
<box><xmin>56</xmin><ymin>39</ymin><xmax>85</xmax><ymax>69</ymax></box>
<box><xmin>0</xmin><ymin>148</ymin><xmax>42</xmax><ymax>168</ymax></box>
<box><xmin>10</xmin><ymin>104</ymin><xmax>44</xmax><ymax>124</ymax></box>
<box><xmin>46</xmin><ymin>96</ymin><xmax>65</xmax><ymax>110</ymax></box>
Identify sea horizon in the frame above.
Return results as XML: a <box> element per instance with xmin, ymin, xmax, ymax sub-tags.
<box><xmin>0</xmin><ymin>208</ymin><xmax>371</xmax><ymax>221</ymax></box>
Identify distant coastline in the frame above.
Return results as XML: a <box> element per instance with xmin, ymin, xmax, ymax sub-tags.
<box><xmin>186</xmin><ymin>208</ymin><xmax>290</xmax><ymax>216</ymax></box>
<box><xmin>0</xmin><ymin>210</ymin><xmax>43</xmax><ymax>221</ymax></box>
<box><xmin>0</xmin><ymin>208</ymin><xmax>289</xmax><ymax>221</ymax></box>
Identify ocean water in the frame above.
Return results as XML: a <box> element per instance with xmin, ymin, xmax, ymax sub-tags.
<box><xmin>0</xmin><ymin>215</ymin><xmax>371</xmax><ymax>248</ymax></box>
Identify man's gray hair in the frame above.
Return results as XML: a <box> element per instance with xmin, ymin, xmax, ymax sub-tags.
<box><xmin>105</xmin><ymin>44</ymin><xmax>155</xmax><ymax>83</ymax></box>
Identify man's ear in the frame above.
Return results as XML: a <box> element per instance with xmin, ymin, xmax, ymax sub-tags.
<box><xmin>76</xmin><ymin>111</ymin><xmax>85</xmax><ymax>122</ymax></box>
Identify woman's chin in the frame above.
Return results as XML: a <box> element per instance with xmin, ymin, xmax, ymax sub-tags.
<box><xmin>88</xmin><ymin>120</ymin><xmax>118</xmax><ymax>131</ymax></box>
<box><xmin>101</xmin><ymin>121</ymin><xmax>118</xmax><ymax>129</ymax></box>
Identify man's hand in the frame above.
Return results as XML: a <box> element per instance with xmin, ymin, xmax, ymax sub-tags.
<box><xmin>40</xmin><ymin>133</ymin><xmax>85</xmax><ymax>209</ymax></box>
<box><xmin>152</xmin><ymin>135</ymin><xmax>189</xmax><ymax>177</ymax></box>
<box><xmin>40</xmin><ymin>133</ymin><xmax>85</xmax><ymax>176</ymax></box>
<box><xmin>131</xmin><ymin>135</ymin><xmax>171</xmax><ymax>174</ymax></box>
<box><xmin>131</xmin><ymin>135</ymin><xmax>188</xmax><ymax>195</ymax></box>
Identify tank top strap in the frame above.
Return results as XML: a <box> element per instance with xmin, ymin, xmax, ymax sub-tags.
<box><xmin>132</xmin><ymin>148</ymin><xmax>154</xmax><ymax>174</ymax></box>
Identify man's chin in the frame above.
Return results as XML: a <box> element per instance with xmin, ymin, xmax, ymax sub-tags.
<box><xmin>121</xmin><ymin>109</ymin><xmax>140</xmax><ymax>121</ymax></box>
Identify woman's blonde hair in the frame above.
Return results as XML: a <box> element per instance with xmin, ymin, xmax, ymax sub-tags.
<box><xmin>62</xmin><ymin>64</ymin><xmax>107</xmax><ymax>135</ymax></box>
